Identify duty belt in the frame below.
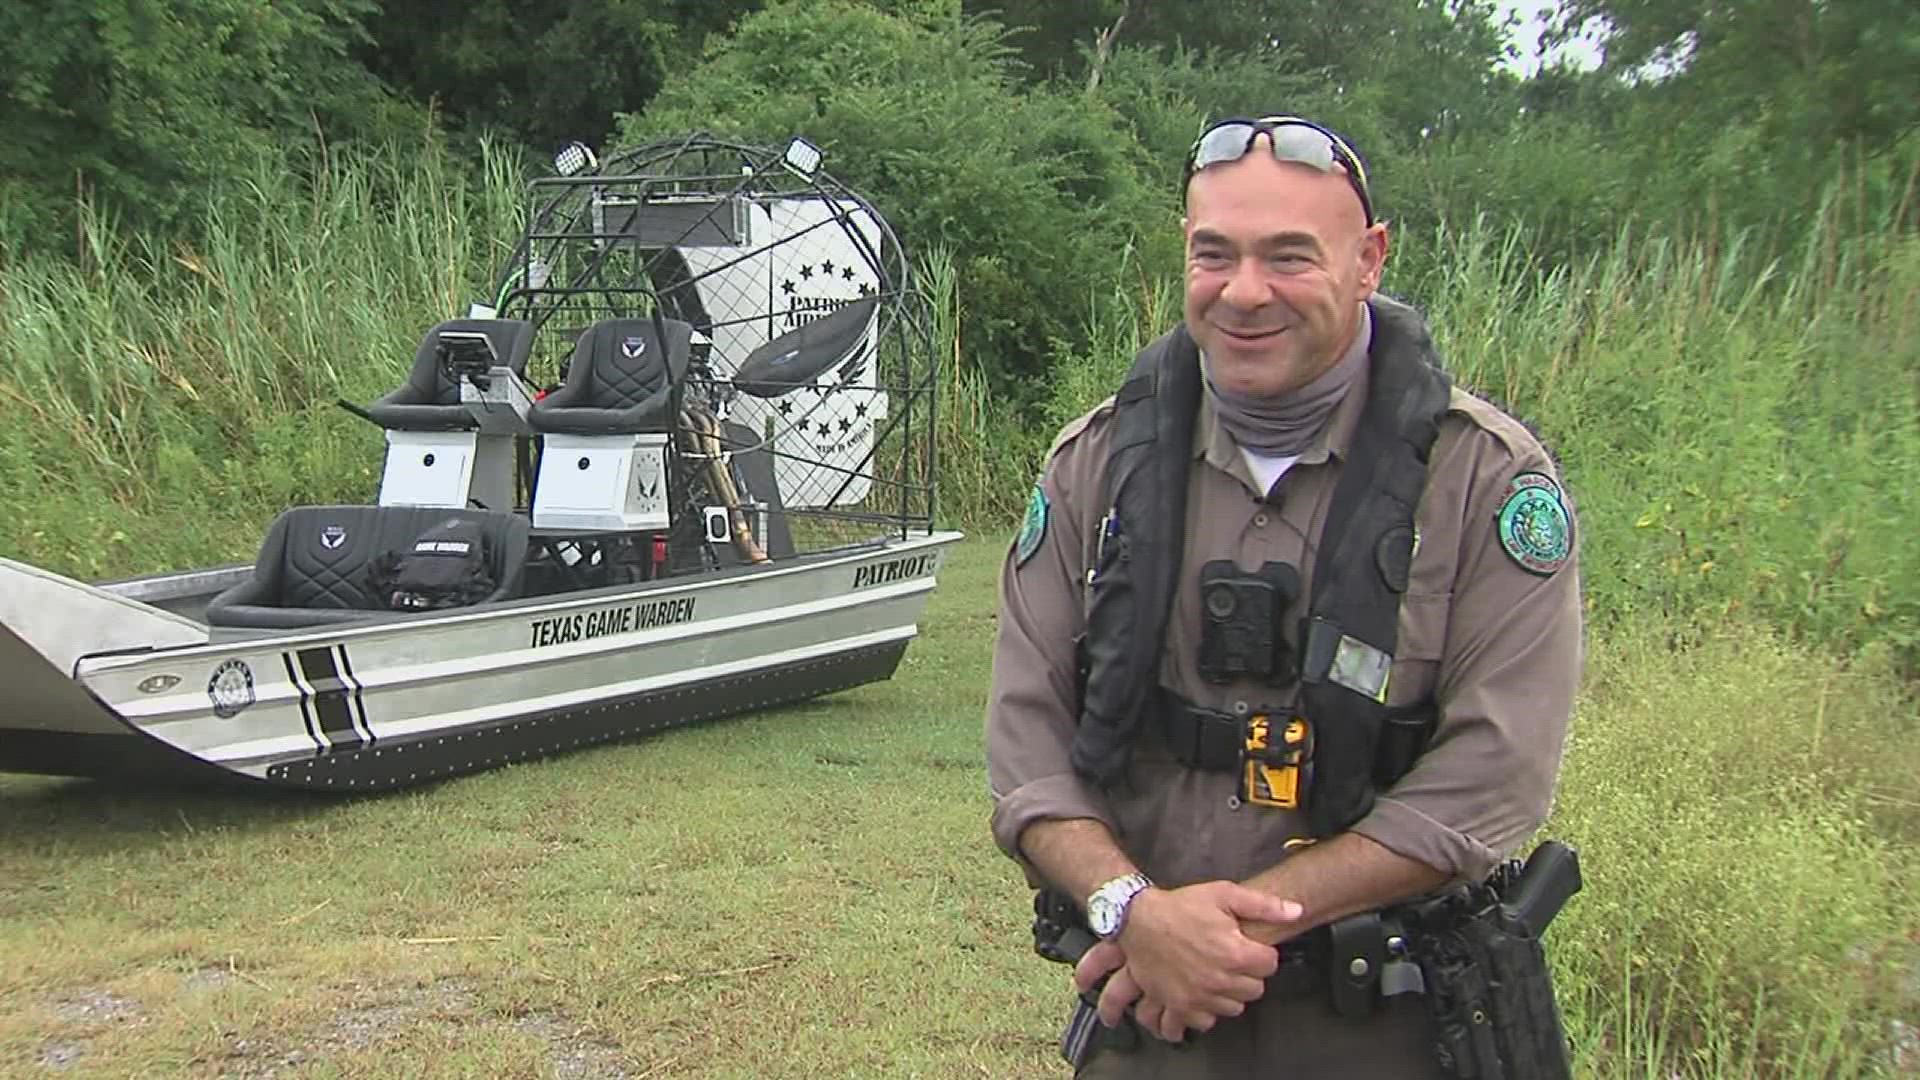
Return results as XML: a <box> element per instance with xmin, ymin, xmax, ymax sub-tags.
<box><xmin>1269</xmin><ymin>927</ymin><xmax>1329</xmax><ymax>996</ymax></box>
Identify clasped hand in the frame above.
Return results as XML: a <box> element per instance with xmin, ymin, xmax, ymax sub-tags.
<box><xmin>1071</xmin><ymin>881</ymin><xmax>1304</xmax><ymax>1044</ymax></box>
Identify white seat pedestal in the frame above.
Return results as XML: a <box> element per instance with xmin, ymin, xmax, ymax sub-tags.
<box><xmin>378</xmin><ymin>430</ymin><xmax>516</xmax><ymax>512</ymax></box>
<box><xmin>533</xmin><ymin>433</ymin><xmax>671</xmax><ymax>531</ymax></box>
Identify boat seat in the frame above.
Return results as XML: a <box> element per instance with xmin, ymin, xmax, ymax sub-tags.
<box><xmin>731</xmin><ymin>296</ymin><xmax>878</xmax><ymax>399</ymax></box>
<box><xmin>527</xmin><ymin>317</ymin><xmax>692</xmax><ymax>435</ymax></box>
<box><xmin>205</xmin><ymin>506</ymin><xmax>530</xmax><ymax>629</ymax></box>
<box><xmin>365</xmin><ymin>319</ymin><xmax>536</xmax><ymax>431</ymax></box>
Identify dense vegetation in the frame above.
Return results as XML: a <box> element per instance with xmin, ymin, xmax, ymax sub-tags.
<box><xmin>2</xmin><ymin>1</ymin><xmax>1917</xmax><ymax>1075</ymax></box>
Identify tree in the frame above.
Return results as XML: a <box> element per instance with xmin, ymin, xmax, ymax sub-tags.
<box><xmin>967</xmin><ymin>0</ymin><xmax>1523</xmax><ymax>142</ymax></box>
<box><xmin>354</xmin><ymin>0</ymin><xmax>765</xmax><ymax>152</ymax></box>
<box><xmin>1547</xmin><ymin>0</ymin><xmax>1920</xmax><ymax>155</ymax></box>
<box><xmin>619</xmin><ymin>0</ymin><xmax>1164</xmax><ymax>395</ymax></box>
<box><xmin>0</xmin><ymin>0</ymin><xmax>414</xmax><ymax>249</ymax></box>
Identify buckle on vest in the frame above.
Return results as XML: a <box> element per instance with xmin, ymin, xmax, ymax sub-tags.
<box><xmin>1157</xmin><ymin>696</ymin><xmax>1243</xmax><ymax>772</ymax></box>
<box><xmin>1243</xmin><ymin>714</ymin><xmax>1312</xmax><ymax>809</ymax></box>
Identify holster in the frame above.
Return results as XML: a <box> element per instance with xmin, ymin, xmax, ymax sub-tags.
<box><xmin>1393</xmin><ymin>842</ymin><xmax>1582</xmax><ymax>1079</ymax></box>
<box><xmin>1415</xmin><ymin>909</ymin><xmax>1570</xmax><ymax>1080</ymax></box>
<box><xmin>1033</xmin><ymin>889</ymin><xmax>1142</xmax><ymax>1067</ymax></box>
<box><xmin>1032</xmin><ymin>888</ymin><xmax>1098</xmax><ymax>967</ymax></box>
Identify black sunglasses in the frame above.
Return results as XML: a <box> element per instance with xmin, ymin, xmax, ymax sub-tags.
<box><xmin>1184</xmin><ymin>116</ymin><xmax>1375</xmax><ymax>225</ymax></box>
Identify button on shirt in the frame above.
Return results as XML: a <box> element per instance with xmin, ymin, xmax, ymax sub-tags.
<box><xmin>986</xmin><ymin>360</ymin><xmax>1583</xmax><ymax>892</ymax></box>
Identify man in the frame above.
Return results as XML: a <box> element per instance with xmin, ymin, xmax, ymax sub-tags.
<box><xmin>984</xmin><ymin>116</ymin><xmax>1583</xmax><ymax>1077</ymax></box>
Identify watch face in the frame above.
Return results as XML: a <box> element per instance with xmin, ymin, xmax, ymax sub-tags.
<box><xmin>1087</xmin><ymin>894</ymin><xmax>1120</xmax><ymax>937</ymax></box>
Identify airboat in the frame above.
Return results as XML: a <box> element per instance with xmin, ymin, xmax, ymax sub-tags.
<box><xmin>0</xmin><ymin>134</ymin><xmax>961</xmax><ymax>791</ymax></box>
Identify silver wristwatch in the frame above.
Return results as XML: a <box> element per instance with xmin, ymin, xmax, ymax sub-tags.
<box><xmin>1085</xmin><ymin>872</ymin><xmax>1153</xmax><ymax>940</ymax></box>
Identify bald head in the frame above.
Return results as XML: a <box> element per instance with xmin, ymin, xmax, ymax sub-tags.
<box><xmin>1181</xmin><ymin>136</ymin><xmax>1388</xmax><ymax>399</ymax></box>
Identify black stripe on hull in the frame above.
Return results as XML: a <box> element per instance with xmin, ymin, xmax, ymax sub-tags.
<box><xmin>264</xmin><ymin>640</ymin><xmax>909</xmax><ymax>791</ymax></box>
<box><xmin>294</xmin><ymin>647</ymin><xmax>367</xmax><ymax>751</ymax></box>
<box><xmin>283</xmin><ymin>651</ymin><xmax>326</xmax><ymax>751</ymax></box>
<box><xmin>333</xmin><ymin>646</ymin><xmax>374</xmax><ymax>745</ymax></box>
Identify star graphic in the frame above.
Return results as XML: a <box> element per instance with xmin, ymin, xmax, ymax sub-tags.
<box><xmin>777</xmin><ymin>399</ymin><xmax>793</xmax><ymax>415</ymax></box>
<box><xmin>841</xmin><ymin>266</ymin><xmax>856</xmax><ymax>281</ymax></box>
<box><xmin>816</xmin><ymin>421</ymin><xmax>832</xmax><ymax>438</ymax></box>
<box><xmin>781</xmin><ymin>279</ymin><xmax>796</xmax><ymax>295</ymax></box>
<box><xmin>821</xmin><ymin>260</ymin><xmax>835</xmax><ymax>275</ymax></box>
<box><xmin>857</xmin><ymin>282</ymin><xmax>873</xmax><ymax>297</ymax></box>
<box><xmin>854</xmin><ymin>402</ymin><xmax>869</xmax><ymax>418</ymax></box>
<box><xmin>799</xmin><ymin>264</ymin><xmax>815</xmax><ymax>280</ymax></box>
<box><xmin>838</xmin><ymin>417</ymin><xmax>852</xmax><ymax>433</ymax></box>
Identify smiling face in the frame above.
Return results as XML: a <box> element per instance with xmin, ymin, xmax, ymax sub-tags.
<box><xmin>1183</xmin><ymin>138</ymin><xmax>1388</xmax><ymax>398</ymax></box>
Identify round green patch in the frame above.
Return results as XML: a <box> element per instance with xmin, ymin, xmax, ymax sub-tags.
<box><xmin>1496</xmin><ymin>472</ymin><xmax>1572</xmax><ymax>575</ymax></box>
<box><xmin>1015</xmin><ymin>483</ymin><xmax>1049</xmax><ymax>567</ymax></box>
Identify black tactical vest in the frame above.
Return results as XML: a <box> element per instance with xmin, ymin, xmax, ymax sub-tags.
<box><xmin>1070</xmin><ymin>297</ymin><xmax>1453</xmax><ymax>837</ymax></box>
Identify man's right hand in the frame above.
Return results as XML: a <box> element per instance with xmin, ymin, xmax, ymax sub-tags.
<box><xmin>1080</xmin><ymin>881</ymin><xmax>1304</xmax><ymax>1039</ymax></box>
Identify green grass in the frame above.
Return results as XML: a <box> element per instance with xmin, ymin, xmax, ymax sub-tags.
<box><xmin>0</xmin><ymin>539</ymin><xmax>1060</xmax><ymax>1078</ymax></box>
<box><xmin>3</xmin><ymin>539</ymin><xmax>1917</xmax><ymax>1078</ymax></box>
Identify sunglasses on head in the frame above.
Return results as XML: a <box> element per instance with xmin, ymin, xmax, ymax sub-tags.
<box><xmin>1184</xmin><ymin>116</ymin><xmax>1375</xmax><ymax>225</ymax></box>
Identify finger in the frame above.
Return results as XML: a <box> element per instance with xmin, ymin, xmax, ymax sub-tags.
<box><xmin>1232</xmin><ymin>941</ymin><xmax>1282</xmax><ymax>979</ymax></box>
<box><xmin>1096</xmin><ymin>967</ymin><xmax>1144</xmax><ymax>1029</ymax></box>
<box><xmin>1136</xmin><ymin>1000</ymin><xmax>1165</xmax><ymax>1040</ymax></box>
<box><xmin>1155</xmin><ymin>1008</ymin><xmax>1187</xmax><ymax>1044</ymax></box>
<box><xmin>1180</xmin><ymin>1007</ymin><xmax>1221</xmax><ymax>1034</ymax></box>
<box><xmin>1215</xmin><ymin>973</ymin><xmax>1269</xmax><ymax>1004</ymax></box>
<box><xmin>1189</xmin><ymin>990</ymin><xmax>1257</xmax><ymax>1019</ymax></box>
<box><xmin>1074</xmin><ymin>940</ymin><xmax>1125</xmax><ymax>994</ymax></box>
<box><xmin>1203</xmin><ymin>996</ymin><xmax>1247</xmax><ymax>1020</ymax></box>
<box><xmin>1218</xmin><ymin>883</ymin><xmax>1304</xmax><ymax>926</ymax></box>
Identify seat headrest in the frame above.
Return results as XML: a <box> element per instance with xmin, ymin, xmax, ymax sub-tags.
<box><xmin>570</xmin><ymin>317</ymin><xmax>693</xmax><ymax>408</ymax></box>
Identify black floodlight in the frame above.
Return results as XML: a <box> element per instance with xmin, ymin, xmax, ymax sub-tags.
<box><xmin>782</xmin><ymin>137</ymin><xmax>823</xmax><ymax>179</ymax></box>
<box><xmin>554</xmin><ymin>141</ymin><xmax>598</xmax><ymax>177</ymax></box>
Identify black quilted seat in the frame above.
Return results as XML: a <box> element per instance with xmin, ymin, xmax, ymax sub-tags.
<box><xmin>205</xmin><ymin>506</ymin><xmax>530</xmax><ymax>629</ymax></box>
<box><xmin>732</xmin><ymin>297</ymin><xmax>879</xmax><ymax>399</ymax></box>
<box><xmin>365</xmin><ymin>319</ymin><xmax>536</xmax><ymax>431</ymax></box>
<box><xmin>526</xmin><ymin>317</ymin><xmax>692</xmax><ymax>435</ymax></box>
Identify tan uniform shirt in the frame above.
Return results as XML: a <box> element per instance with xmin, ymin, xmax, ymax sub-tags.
<box><xmin>986</xmin><ymin>355</ymin><xmax>1583</xmax><ymax>891</ymax></box>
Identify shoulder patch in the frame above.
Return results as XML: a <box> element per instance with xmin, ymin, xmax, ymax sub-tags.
<box><xmin>1496</xmin><ymin>472</ymin><xmax>1573</xmax><ymax>575</ymax></box>
<box><xmin>1015</xmin><ymin>483</ymin><xmax>1049</xmax><ymax>567</ymax></box>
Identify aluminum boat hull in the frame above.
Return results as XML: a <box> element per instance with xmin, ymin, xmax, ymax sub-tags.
<box><xmin>0</xmin><ymin>531</ymin><xmax>961</xmax><ymax>791</ymax></box>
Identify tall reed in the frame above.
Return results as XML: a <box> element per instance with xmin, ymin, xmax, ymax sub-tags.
<box><xmin>1395</xmin><ymin>211</ymin><xmax>1920</xmax><ymax>671</ymax></box>
<box><xmin>0</xmin><ymin>140</ymin><xmax>526</xmax><ymax>577</ymax></box>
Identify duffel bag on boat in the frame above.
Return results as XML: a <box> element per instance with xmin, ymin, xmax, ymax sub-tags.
<box><xmin>368</xmin><ymin>517</ymin><xmax>498</xmax><ymax>611</ymax></box>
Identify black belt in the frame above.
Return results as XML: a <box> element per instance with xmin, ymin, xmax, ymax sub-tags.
<box><xmin>1268</xmin><ymin>928</ymin><xmax>1328</xmax><ymax>995</ymax></box>
<box><xmin>1157</xmin><ymin>694</ymin><xmax>1247</xmax><ymax>773</ymax></box>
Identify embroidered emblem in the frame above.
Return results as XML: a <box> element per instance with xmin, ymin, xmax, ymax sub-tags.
<box><xmin>1496</xmin><ymin>472</ymin><xmax>1573</xmax><ymax>575</ymax></box>
<box><xmin>1015</xmin><ymin>483</ymin><xmax>1048</xmax><ymax>567</ymax></box>
<box><xmin>621</xmin><ymin>336</ymin><xmax>647</xmax><ymax>359</ymax></box>
<box><xmin>207</xmin><ymin>659</ymin><xmax>256</xmax><ymax>719</ymax></box>
<box><xmin>319</xmin><ymin>524</ymin><xmax>347</xmax><ymax>550</ymax></box>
